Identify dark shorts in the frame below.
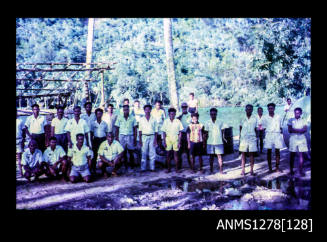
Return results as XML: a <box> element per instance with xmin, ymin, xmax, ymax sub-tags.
<box><xmin>179</xmin><ymin>132</ymin><xmax>189</xmax><ymax>153</ymax></box>
<box><xmin>190</xmin><ymin>141</ymin><xmax>203</xmax><ymax>156</ymax></box>
<box><xmin>31</xmin><ymin>133</ymin><xmax>46</xmax><ymax>152</ymax></box>
<box><xmin>55</xmin><ymin>133</ymin><xmax>68</xmax><ymax>152</ymax></box>
<box><xmin>92</xmin><ymin>137</ymin><xmax>107</xmax><ymax>158</ymax></box>
<box><xmin>188</xmin><ymin>107</ymin><xmax>196</xmax><ymax>114</ymax></box>
<box><xmin>258</xmin><ymin>130</ymin><xmax>265</xmax><ymax>139</ymax></box>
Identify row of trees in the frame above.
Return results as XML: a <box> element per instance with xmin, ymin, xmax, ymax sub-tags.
<box><xmin>16</xmin><ymin>18</ymin><xmax>311</xmax><ymax>108</ymax></box>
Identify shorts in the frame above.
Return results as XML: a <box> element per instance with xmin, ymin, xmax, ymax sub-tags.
<box><xmin>119</xmin><ymin>134</ymin><xmax>135</xmax><ymax>150</ymax></box>
<box><xmin>179</xmin><ymin>132</ymin><xmax>189</xmax><ymax>153</ymax></box>
<box><xmin>207</xmin><ymin>144</ymin><xmax>224</xmax><ymax>155</ymax></box>
<box><xmin>264</xmin><ymin>132</ymin><xmax>285</xmax><ymax>150</ymax></box>
<box><xmin>188</xmin><ymin>107</ymin><xmax>196</xmax><ymax>114</ymax></box>
<box><xmin>70</xmin><ymin>164</ymin><xmax>91</xmax><ymax>178</ymax></box>
<box><xmin>190</xmin><ymin>141</ymin><xmax>203</xmax><ymax>156</ymax></box>
<box><xmin>239</xmin><ymin>137</ymin><xmax>258</xmax><ymax>153</ymax></box>
<box><xmin>16</xmin><ymin>138</ymin><xmax>24</xmax><ymax>153</ymax></box>
<box><xmin>22</xmin><ymin>166</ymin><xmax>40</xmax><ymax>176</ymax></box>
<box><xmin>165</xmin><ymin>135</ymin><xmax>179</xmax><ymax>151</ymax></box>
<box><xmin>289</xmin><ymin>136</ymin><xmax>308</xmax><ymax>152</ymax></box>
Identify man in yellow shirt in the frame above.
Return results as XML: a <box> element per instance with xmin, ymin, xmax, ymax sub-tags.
<box><xmin>161</xmin><ymin>108</ymin><xmax>184</xmax><ymax>173</ymax></box>
<box><xmin>98</xmin><ymin>132</ymin><xmax>124</xmax><ymax>177</ymax></box>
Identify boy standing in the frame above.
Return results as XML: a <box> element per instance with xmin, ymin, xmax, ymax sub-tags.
<box><xmin>65</xmin><ymin>106</ymin><xmax>90</xmax><ymax>148</ymax></box>
<box><xmin>187</xmin><ymin>92</ymin><xmax>198</xmax><ymax>114</ymax></box>
<box><xmin>204</xmin><ymin>108</ymin><xmax>229</xmax><ymax>174</ymax></box>
<box><xmin>161</xmin><ymin>108</ymin><xmax>184</xmax><ymax>173</ymax></box>
<box><xmin>51</xmin><ymin>106</ymin><xmax>69</xmax><ymax>152</ymax></box>
<box><xmin>90</xmin><ymin>108</ymin><xmax>109</xmax><ymax>174</ymax></box>
<box><xmin>98</xmin><ymin>132</ymin><xmax>124</xmax><ymax>177</ymax></box>
<box><xmin>177</xmin><ymin>102</ymin><xmax>192</xmax><ymax>169</ymax></box>
<box><xmin>42</xmin><ymin>136</ymin><xmax>68</xmax><ymax>180</ymax></box>
<box><xmin>288</xmin><ymin>107</ymin><xmax>308</xmax><ymax>176</ymax></box>
<box><xmin>138</xmin><ymin>105</ymin><xmax>158</xmax><ymax>172</ymax></box>
<box><xmin>115</xmin><ymin>105</ymin><xmax>138</xmax><ymax>171</ymax></box>
<box><xmin>263</xmin><ymin>103</ymin><xmax>284</xmax><ymax>173</ymax></box>
<box><xmin>25</xmin><ymin>104</ymin><xmax>47</xmax><ymax>152</ymax></box>
<box><xmin>187</xmin><ymin>113</ymin><xmax>205</xmax><ymax>173</ymax></box>
<box><xmin>67</xmin><ymin>133</ymin><xmax>92</xmax><ymax>183</ymax></box>
<box><xmin>21</xmin><ymin>140</ymin><xmax>44</xmax><ymax>181</ymax></box>
<box><xmin>284</xmin><ymin>98</ymin><xmax>292</xmax><ymax>113</ymax></box>
<box><xmin>239</xmin><ymin>104</ymin><xmax>258</xmax><ymax>176</ymax></box>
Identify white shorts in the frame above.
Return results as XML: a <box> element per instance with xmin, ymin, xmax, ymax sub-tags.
<box><xmin>264</xmin><ymin>132</ymin><xmax>285</xmax><ymax>150</ymax></box>
<box><xmin>289</xmin><ymin>136</ymin><xmax>308</xmax><ymax>152</ymax></box>
<box><xmin>207</xmin><ymin>144</ymin><xmax>224</xmax><ymax>155</ymax></box>
<box><xmin>70</xmin><ymin>164</ymin><xmax>91</xmax><ymax>177</ymax></box>
<box><xmin>239</xmin><ymin>137</ymin><xmax>258</xmax><ymax>153</ymax></box>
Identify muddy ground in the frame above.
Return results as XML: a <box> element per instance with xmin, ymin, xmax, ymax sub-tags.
<box><xmin>16</xmin><ymin>139</ymin><xmax>311</xmax><ymax>210</ymax></box>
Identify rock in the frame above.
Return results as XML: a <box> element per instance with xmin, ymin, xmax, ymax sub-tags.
<box><xmin>224</xmin><ymin>188</ymin><xmax>242</xmax><ymax>196</ymax></box>
<box><xmin>251</xmin><ymin>186</ymin><xmax>287</xmax><ymax>203</ymax></box>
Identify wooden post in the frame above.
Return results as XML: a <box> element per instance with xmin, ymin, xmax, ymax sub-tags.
<box><xmin>100</xmin><ymin>71</ymin><xmax>105</xmax><ymax>108</ymax></box>
<box><xmin>84</xmin><ymin>18</ymin><xmax>95</xmax><ymax>102</ymax></box>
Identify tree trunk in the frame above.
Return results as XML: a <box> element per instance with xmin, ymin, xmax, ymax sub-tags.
<box><xmin>163</xmin><ymin>18</ymin><xmax>179</xmax><ymax>111</ymax></box>
<box><xmin>100</xmin><ymin>71</ymin><xmax>105</xmax><ymax>108</ymax></box>
<box><xmin>84</xmin><ymin>18</ymin><xmax>95</xmax><ymax>102</ymax></box>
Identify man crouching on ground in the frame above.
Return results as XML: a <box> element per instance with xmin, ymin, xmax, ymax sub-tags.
<box><xmin>21</xmin><ymin>140</ymin><xmax>44</xmax><ymax>181</ymax></box>
<box><xmin>98</xmin><ymin>132</ymin><xmax>124</xmax><ymax>178</ymax></box>
<box><xmin>67</xmin><ymin>133</ymin><xmax>92</xmax><ymax>183</ymax></box>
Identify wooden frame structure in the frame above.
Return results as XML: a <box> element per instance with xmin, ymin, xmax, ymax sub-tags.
<box><xmin>16</xmin><ymin>62</ymin><xmax>115</xmax><ymax>109</ymax></box>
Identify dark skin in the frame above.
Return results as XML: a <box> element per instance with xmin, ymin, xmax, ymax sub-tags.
<box><xmin>138</xmin><ymin>106</ymin><xmax>158</xmax><ymax>148</ymax></box>
<box><xmin>23</xmin><ymin>142</ymin><xmax>43</xmax><ymax>181</ymax></box>
<box><xmin>178</xmin><ymin>105</ymin><xmax>191</xmax><ymax>170</ymax></box>
<box><xmin>187</xmin><ymin>115</ymin><xmax>205</xmax><ymax>173</ymax></box>
<box><xmin>239</xmin><ymin>106</ymin><xmax>256</xmax><ymax>176</ymax></box>
<box><xmin>115</xmin><ymin>106</ymin><xmax>137</xmax><ymax>168</ymax></box>
<box><xmin>51</xmin><ymin>108</ymin><xmax>64</xmax><ymax>137</ymax></box>
<box><xmin>288</xmin><ymin>110</ymin><xmax>307</xmax><ymax>176</ymax></box>
<box><xmin>85</xmin><ymin>103</ymin><xmax>92</xmax><ymax>116</ymax></box>
<box><xmin>17</xmin><ymin>112</ymin><xmax>25</xmax><ymax>176</ymax></box>
<box><xmin>67</xmin><ymin>108</ymin><xmax>90</xmax><ymax>148</ymax></box>
<box><xmin>205</xmin><ymin>110</ymin><xmax>227</xmax><ymax>174</ymax></box>
<box><xmin>163</xmin><ymin>111</ymin><xmax>182</xmax><ymax>173</ymax></box>
<box><xmin>68</xmin><ymin>135</ymin><xmax>92</xmax><ymax>183</ymax></box>
<box><xmin>266</xmin><ymin>105</ymin><xmax>282</xmax><ymax>173</ymax></box>
<box><xmin>98</xmin><ymin>133</ymin><xmax>124</xmax><ymax>177</ymax></box>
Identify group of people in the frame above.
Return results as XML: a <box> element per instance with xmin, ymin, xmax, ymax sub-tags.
<box><xmin>16</xmin><ymin>93</ymin><xmax>309</xmax><ymax>183</ymax></box>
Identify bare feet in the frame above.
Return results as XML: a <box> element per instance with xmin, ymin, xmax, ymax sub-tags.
<box><xmin>111</xmin><ymin>171</ymin><xmax>118</xmax><ymax>177</ymax></box>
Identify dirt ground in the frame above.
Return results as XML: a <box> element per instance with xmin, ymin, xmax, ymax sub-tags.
<box><xmin>16</xmin><ymin>138</ymin><xmax>311</xmax><ymax>210</ymax></box>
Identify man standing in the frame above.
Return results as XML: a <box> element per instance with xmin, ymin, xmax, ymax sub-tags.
<box><xmin>25</xmin><ymin>104</ymin><xmax>47</xmax><ymax>152</ymax></box>
<box><xmin>98</xmin><ymin>132</ymin><xmax>124</xmax><ymax>177</ymax></box>
<box><xmin>65</xmin><ymin>106</ymin><xmax>91</xmax><ymax>148</ymax></box>
<box><xmin>17</xmin><ymin>111</ymin><xmax>26</xmax><ymax>176</ymax></box>
<box><xmin>239</xmin><ymin>104</ymin><xmax>258</xmax><ymax>176</ymax></box>
<box><xmin>115</xmin><ymin>105</ymin><xmax>138</xmax><ymax>171</ymax></box>
<box><xmin>151</xmin><ymin>100</ymin><xmax>166</xmax><ymax>152</ymax></box>
<box><xmin>284</xmin><ymin>98</ymin><xmax>292</xmax><ymax>113</ymax></box>
<box><xmin>138</xmin><ymin>105</ymin><xmax>158</xmax><ymax>172</ymax></box>
<box><xmin>263</xmin><ymin>103</ymin><xmax>284</xmax><ymax>173</ymax></box>
<box><xmin>161</xmin><ymin>108</ymin><xmax>184</xmax><ymax>173</ymax></box>
<box><xmin>177</xmin><ymin>102</ymin><xmax>192</xmax><ymax>170</ymax></box>
<box><xmin>187</xmin><ymin>92</ymin><xmax>198</xmax><ymax>114</ymax></box>
<box><xmin>81</xmin><ymin>102</ymin><xmax>96</xmax><ymax>148</ymax></box>
<box><xmin>90</xmin><ymin>108</ymin><xmax>109</xmax><ymax>174</ymax></box>
<box><xmin>102</xmin><ymin>103</ymin><xmax>117</xmax><ymax>134</ymax></box>
<box><xmin>51</xmin><ymin>106</ymin><xmax>69</xmax><ymax>152</ymax></box>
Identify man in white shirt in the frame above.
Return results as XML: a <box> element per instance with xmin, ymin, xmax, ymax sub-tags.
<box><xmin>25</xmin><ymin>104</ymin><xmax>47</xmax><ymax>152</ymax></box>
<box><xmin>239</xmin><ymin>104</ymin><xmax>257</xmax><ymax>176</ymax></box>
<box><xmin>102</xmin><ymin>103</ymin><xmax>117</xmax><ymax>133</ymax></box>
<box><xmin>256</xmin><ymin>107</ymin><xmax>265</xmax><ymax>154</ymax></box>
<box><xmin>21</xmin><ymin>140</ymin><xmax>44</xmax><ymax>181</ymax></box>
<box><xmin>51</xmin><ymin>106</ymin><xmax>69</xmax><ymax>152</ymax></box>
<box><xmin>161</xmin><ymin>108</ymin><xmax>184</xmax><ymax>173</ymax></box>
<box><xmin>151</xmin><ymin>100</ymin><xmax>166</xmax><ymax>154</ymax></box>
<box><xmin>288</xmin><ymin>107</ymin><xmax>308</xmax><ymax>176</ymax></box>
<box><xmin>42</xmin><ymin>136</ymin><xmax>68</xmax><ymax>180</ymax></box>
<box><xmin>284</xmin><ymin>98</ymin><xmax>292</xmax><ymax>113</ymax></box>
<box><xmin>98</xmin><ymin>132</ymin><xmax>124</xmax><ymax>177</ymax></box>
<box><xmin>67</xmin><ymin>133</ymin><xmax>92</xmax><ymax>183</ymax></box>
<box><xmin>263</xmin><ymin>103</ymin><xmax>285</xmax><ymax>173</ymax></box>
<box><xmin>90</xmin><ymin>108</ymin><xmax>109</xmax><ymax>174</ymax></box>
<box><xmin>81</xmin><ymin>102</ymin><xmax>96</xmax><ymax>148</ymax></box>
<box><xmin>187</xmin><ymin>92</ymin><xmax>198</xmax><ymax>114</ymax></box>
<box><xmin>138</xmin><ymin>105</ymin><xmax>158</xmax><ymax>172</ymax></box>
<box><xmin>65</xmin><ymin>106</ymin><xmax>91</xmax><ymax>148</ymax></box>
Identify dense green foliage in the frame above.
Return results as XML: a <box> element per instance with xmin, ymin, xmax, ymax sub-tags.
<box><xmin>16</xmin><ymin>18</ymin><xmax>311</xmax><ymax>107</ymax></box>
